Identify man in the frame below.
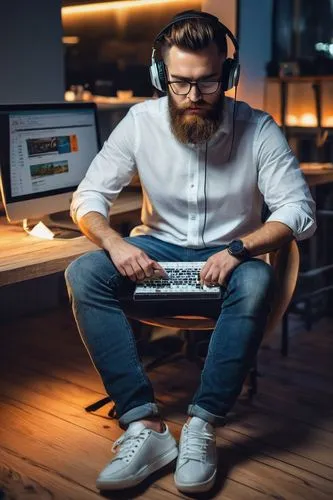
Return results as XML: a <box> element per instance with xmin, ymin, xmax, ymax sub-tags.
<box><xmin>65</xmin><ymin>10</ymin><xmax>315</xmax><ymax>494</ymax></box>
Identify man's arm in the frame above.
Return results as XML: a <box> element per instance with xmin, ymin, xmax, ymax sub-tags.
<box><xmin>241</xmin><ymin>220</ymin><xmax>293</xmax><ymax>256</ymax></box>
<box><xmin>200</xmin><ymin>221</ymin><xmax>293</xmax><ymax>286</ymax></box>
<box><xmin>201</xmin><ymin>113</ymin><xmax>315</xmax><ymax>287</ymax></box>
<box><xmin>256</xmin><ymin>113</ymin><xmax>316</xmax><ymax>242</ymax></box>
<box><xmin>78</xmin><ymin>211</ymin><xmax>123</xmax><ymax>250</ymax></box>
<box><xmin>71</xmin><ymin>107</ymin><xmax>138</xmax><ymax>226</ymax></box>
<box><xmin>71</xmin><ymin>107</ymin><xmax>166</xmax><ymax>282</ymax></box>
<box><xmin>78</xmin><ymin>211</ymin><xmax>167</xmax><ymax>282</ymax></box>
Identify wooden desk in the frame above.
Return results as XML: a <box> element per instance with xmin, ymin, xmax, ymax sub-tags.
<box><xmin>300</xmin><ymin>164</ymin><xmax>333</xmax><ymax>271</ymax></box>
<box><xmin>1</xmin><ymin>166</ymin><xmax>331</xmax><ymax>288</ymax></box>
<box><xmin>0</xmin><ymin>190</ymin><xmax>142</xmax><ymax>288</ymax></box>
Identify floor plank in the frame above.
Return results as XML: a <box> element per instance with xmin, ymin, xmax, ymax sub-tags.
<box><xmin>1</xmin><ymin>306</ymin><xmax>333</xmax><ymax>499</ymax></box>
<box><xmin>0</xmin><ymin>447</ymin><xmax>102</xmax><ymax>500</ymax></box>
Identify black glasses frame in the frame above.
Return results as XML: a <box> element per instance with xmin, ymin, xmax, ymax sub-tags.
<box><xmin>167</xmin><ymin>80</ymin><xmax>221</xmax><ymax>95</ymax></box>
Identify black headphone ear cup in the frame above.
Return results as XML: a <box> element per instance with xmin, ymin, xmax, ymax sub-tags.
<box><xmin>156</xmin><ymin>60</ymin><xmax>167</xmax><ymax>92</ymax></box>
<box><xmin>222</xmin><ymin>58</ymin><xmax>240</xmax><ymax>91</ymax></box>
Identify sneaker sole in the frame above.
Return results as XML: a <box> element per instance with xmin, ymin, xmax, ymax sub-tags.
<box><xmin>175</xmin><ymin>469</ymin><xmax>217</xmax><ymax>494</ymax></box>
<box><xmin>96</xmin><ymin>446</ymin><xmax>178</xmax><ymax>490</ymax></box>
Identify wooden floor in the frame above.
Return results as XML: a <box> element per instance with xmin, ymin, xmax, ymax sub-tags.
<box><xmin>1</xmin><ymin>306</ymin><xmax>333</xmax><ymax>500</ymax></box>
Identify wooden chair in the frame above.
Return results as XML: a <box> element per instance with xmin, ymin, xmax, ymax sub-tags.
<box><xmin>128</xmin><ymin>240</ymin><xmax>300</xmax><ymax>391</ymax></box>
<box><xmin>85</xmin><ymin>240</ymin><xmax>299</xmax><ymax>414</ymax></box>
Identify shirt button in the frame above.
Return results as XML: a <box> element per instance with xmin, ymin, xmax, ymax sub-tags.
<box><xmin>190</xmin><ymin>214</ymin><xmax>196</xmax><ymax>220</ymax></box>
<box><xmin>191</xmin><ymin>184</ymin><xmax>195</xmax><ymax>188</ymax></box>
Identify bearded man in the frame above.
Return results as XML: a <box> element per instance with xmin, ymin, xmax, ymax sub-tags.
<box><xmin>65</xmin><ymin>10</ymin><xmax>315</xmax><ymax>494</ymax></box>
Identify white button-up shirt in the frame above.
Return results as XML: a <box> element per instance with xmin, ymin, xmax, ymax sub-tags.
<box><xmin>71</xmin><ymin>96</ymin><xmax>316</xmax><ymax>247</ymax></box>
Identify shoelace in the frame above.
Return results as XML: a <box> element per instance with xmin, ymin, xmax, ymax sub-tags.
<box><xmin>180</xmin><ymin>425</ymin><xmax>215</xmax><ymax>462</ymax></box>
<box><xmin>111</xmin><ymin>429</ymin><xmax>149</xmax><ymax>463</ymax></box>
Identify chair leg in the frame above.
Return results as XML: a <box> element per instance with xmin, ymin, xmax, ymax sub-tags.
<box><xmin>141</xmin><ymin>333</ymin><xmax>185</xmax><ymax>372</ymax></box>
<box><xmin>281</xmin><ymin>311</ymin><xmax>289</xmax><ymax>356</ymax></box>
<box><xmin>143</xmin><ymin>350</ymin><xmax>185</xmax><ymax>372</ymax></box>
<box><xmin>305</xmin><ymin>298</ymin><xmax>313</xmax><ymax>331</ymax></box>
<box><xmin>247</xmin><ymin>357</ymin><xmax>258</xmax><ymax>399</ymax></box>
<box><xmin>85</xmin><ymin>396</ymin><xmax>111</xmax><ymax>412</ymax></box>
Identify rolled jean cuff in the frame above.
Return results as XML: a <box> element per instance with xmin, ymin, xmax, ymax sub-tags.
<box><xmin>187</xmin><ymin>404</ymin><xmax>226</xmax><ymax>426</ymax></box>
<box><xmin>119</xmin><ymin>403</ymin><xmax>160</xmax><ymax>428</ymax></box>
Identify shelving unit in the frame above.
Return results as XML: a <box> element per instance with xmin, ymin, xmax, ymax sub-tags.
<box><xmin>264</xmin><ymin>77</ymin><xmax>333</xmax><ymax>349</ymax></box>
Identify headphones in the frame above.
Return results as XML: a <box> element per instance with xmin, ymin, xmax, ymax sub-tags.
<box><xmin>149</xmin><ymin>11</ymin><xmax>240</xmax><ymax>93</ymax></box>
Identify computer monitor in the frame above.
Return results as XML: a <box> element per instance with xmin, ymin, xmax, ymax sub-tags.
<box><xmin>0</xmin><ymin>102</ymin><xmax>100</xmax><ymax>238</ymax></box>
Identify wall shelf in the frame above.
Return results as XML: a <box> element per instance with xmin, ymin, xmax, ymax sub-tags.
<box><xmin>264</xmin><ymin>76</ymin><xmax>333</xmax><ymax>130</ymax></box>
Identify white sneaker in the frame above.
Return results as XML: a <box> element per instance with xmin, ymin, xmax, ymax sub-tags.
<box><xmin>96</xmin><ymin>421</ymin><xmax>178</xmax><ymax>490</ymax></box>
<box><xmin>174</xmin><ymin>416</ymin><xmax>217</xmax><ymax>493</ymax></box>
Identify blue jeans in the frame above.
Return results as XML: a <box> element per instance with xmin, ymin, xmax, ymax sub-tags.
<box><xmin>65</xmin><ymin>235</ymin><xmax>275</xmax><ymax>428</ymax></box>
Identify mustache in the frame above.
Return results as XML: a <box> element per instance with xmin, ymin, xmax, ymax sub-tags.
<box><xmin>178</xmin><ymin>102</ymin><xmax>213</xmax><ymax>112</ymax></box>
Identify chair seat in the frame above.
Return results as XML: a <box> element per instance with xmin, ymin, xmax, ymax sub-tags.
<box><xmin>137</xmin><ymin>315</ymin><xmax>216</xmax><ymax>330</ymax></box>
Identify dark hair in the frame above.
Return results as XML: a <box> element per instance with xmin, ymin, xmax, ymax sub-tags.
<box><xmin>160</xmin><ymin>10</ymin><xmax>227</xmax><ymax>56</ymax></box>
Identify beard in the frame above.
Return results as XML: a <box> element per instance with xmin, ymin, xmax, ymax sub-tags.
<box><xmin>168</xmin><ymin>92</ymin><xmax>224</xmax><ymax>145</ymax></box>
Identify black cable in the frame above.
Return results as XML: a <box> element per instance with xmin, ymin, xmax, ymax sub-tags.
<box><xmin>201</xmin><ymin>141</ymin><xmax>208</xmax><ymax>248</ymax></box>
<box><xmin>228</xmin><ymin>85</ymin><xmax>238</xmax><ymax>161</ymax></box>
<box><xmin>201</xmin><ymin>86</ymin><xmax>238</xmax><ymax>248</ymax></box>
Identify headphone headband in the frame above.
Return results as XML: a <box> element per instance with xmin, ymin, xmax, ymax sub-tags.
<box><xmin>154</xmin><ymin>11</ymin><xmax>239</xmax><ymax>61</ymax></box>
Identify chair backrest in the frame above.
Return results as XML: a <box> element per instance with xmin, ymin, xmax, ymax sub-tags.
<box><xmin>134</xmin><ymin>240</ymin><xmax>300</xmax><ymax>336</ymax></box>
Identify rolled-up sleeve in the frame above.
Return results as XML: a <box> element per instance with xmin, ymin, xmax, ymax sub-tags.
<box><xmin>70</xmin><ymin>108</ymin><xmax>137</xmax><ymax>224</ymax></box>
<box><xmin>255</xmin><ymin>114</ymin><xmax>316</xmax><ymax>240</ymax></box>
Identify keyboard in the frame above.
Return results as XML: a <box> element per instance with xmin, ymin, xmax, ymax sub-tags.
<box><xmin>133</xmin><ymin>262</ymin><xmax>221</xmax><ymax>301</ymax></box>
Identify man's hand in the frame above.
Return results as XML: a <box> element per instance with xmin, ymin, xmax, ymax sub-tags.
<box><xmin>107</xmin><ymin>239</ymin><xmax>167</xmax><ymax>282</ymax></box>
<box><xmin>200</xmin><ymin>249</ymin><xmax>241</xmax><ymax>287</ymax></box>
<box><xmin>77</xmin><ymin>212</ymin><xmax>167</xmax><ymax>282</ymax></box>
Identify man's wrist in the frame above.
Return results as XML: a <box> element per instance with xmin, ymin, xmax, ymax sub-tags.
<box><xmin>227</xmin><ymin>239</ymin><xmax>250</xmax><ymax>260</ymax></box>
<box><xmin>101</xmin><ymin>230</ymin><xmax>123</xmax><ymax>251</ymax></box>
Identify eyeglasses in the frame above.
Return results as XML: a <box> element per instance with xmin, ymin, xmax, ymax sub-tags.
<box><xmin>167</xmin><ymin>80</ymin><xmax>221</xmax><ymax>95</ymax></box>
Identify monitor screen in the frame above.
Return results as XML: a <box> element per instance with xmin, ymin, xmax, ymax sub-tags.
<box><xmin>0</xmin><ymin>102</ymin><xmax>100</xmax><ymax>223</ymax></box>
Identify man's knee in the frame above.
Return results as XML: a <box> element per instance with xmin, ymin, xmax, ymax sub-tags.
<box><xmin>229</xmin><ymin>259</ymin><xmax>275</xmax><ymax>311</ymax></box>
<box><xmin>65</xmin><ymin>250</ymin><xmax>118</xmax><ymax>300</ymax></box>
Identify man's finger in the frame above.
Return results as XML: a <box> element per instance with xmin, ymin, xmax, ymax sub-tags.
<box><xmin>131</xmin><ymin>261</ymin><xmax>146</xmax><ymax>281</ymax></box>
<box><xmin>117</xmin><ymin>264</ymin><xmax>127</xmax><ymax>278</ymax></box>
<box><xmin>137</xmin><ymin>257</ymin><xmax>161</xmax><ymax>279</ymax></box>
<box><xmin>123</xmin><ymin>263</ymin><xmax>137</xmax><ymax>282</ymax></box>
<box><xmin>138</xmin><ymin>256</ymin><xmax>156</xmax><ymax>278</ymax></box>
<box><xmin>150</xmin><ymin>261</ymin><xmax>168</xmax><ymax>278</ymax></box>
<box><xmin>199</xmin><ymin>264</ymin><xmax>209</xmax><ymax>284</ymax></box>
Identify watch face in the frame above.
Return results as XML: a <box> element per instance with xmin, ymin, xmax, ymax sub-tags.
<box><xmin>231</xmin><ymin>240</ymin><xmax>243</xmax><ymax>254</ymax></box>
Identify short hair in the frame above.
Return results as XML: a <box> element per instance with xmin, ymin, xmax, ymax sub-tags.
<box><xmin>160</xmin><ymin>10</ymin><xmax>227</xmax><ymax>57</ymax></box>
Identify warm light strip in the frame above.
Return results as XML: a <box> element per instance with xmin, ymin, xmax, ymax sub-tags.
<box><xmin>62</xmin><ymin>36</ymin><xmax>80</xmax><ymax>44</ymax></box>
<box><xmin>62</xmin><ymin>0</ymin><xmax>190</xmax><ymax>15</ymax></box>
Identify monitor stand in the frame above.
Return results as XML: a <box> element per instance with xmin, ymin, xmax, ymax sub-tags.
<box><xmin>23</xmin><ymin>211</ymin><xmax>82</xmax><ymax>240</ymax></box>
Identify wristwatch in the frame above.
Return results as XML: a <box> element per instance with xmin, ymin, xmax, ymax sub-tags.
<box><xmin>227</xmin><ymin>239</ymin><xmax>250</xmax><ymax>260</ymax></box>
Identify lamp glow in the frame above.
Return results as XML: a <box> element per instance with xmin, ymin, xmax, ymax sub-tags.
<box><xmin>300</xmin><ymin>113</ymin><xmax>317</xmax><ymax>127</ymax></box>
<box><xmin>286</xmin><ymin>114</ymin><xmax>298</xmax><ymax>126</ymax></box>
<box><xmin>62</xmin><ymin>0</ymin><xmax>188</xmax><ymax>15</ymax></box>
<box><xmin>325</xmin><ymin>116</ymin><xmax>333</xmax><ymax>127</ymax></box>
<box><xmin>62</xmin><ymin>36</ymin><xmax>80</xmax><ymax>45</ymax></box>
